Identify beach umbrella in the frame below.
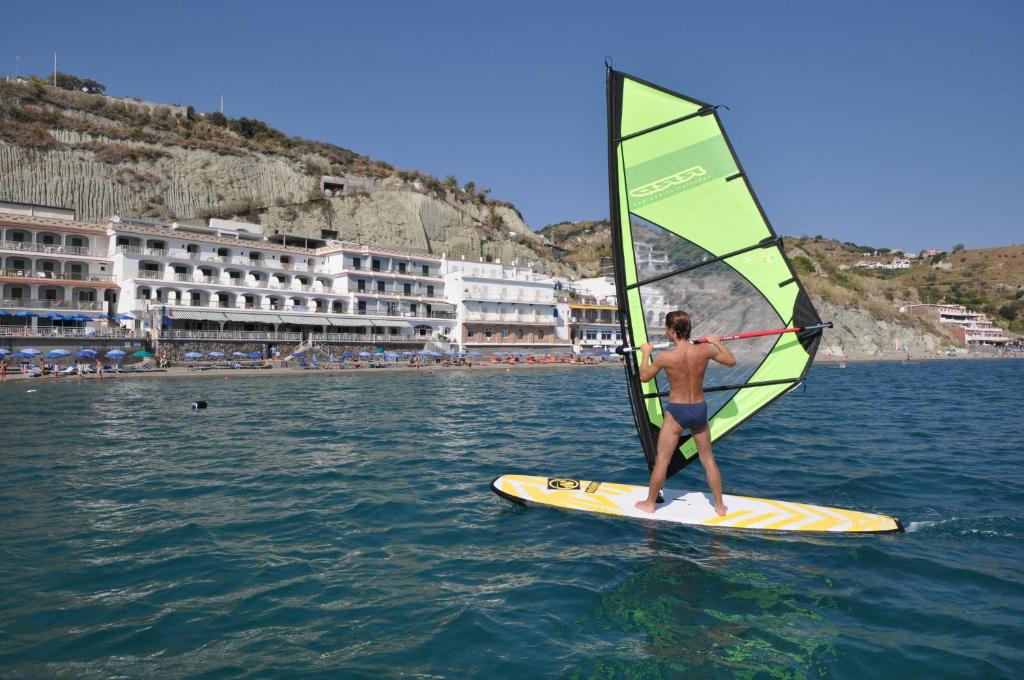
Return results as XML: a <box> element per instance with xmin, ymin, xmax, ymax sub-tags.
<box><xmin>469</xmin><ymin>351</ymin><xmax>482</xmax><ymax>357</ymax></box>
<box><xmin>358</xmin><ymin>351</ymin><xmax>371</xmax><ymax>358</ymax></box>
<box><xmin>112</xmin><ymin>313</ymin><xmax>134</xmax><ymax>321</ymax></box>
<box><xmin>184</xmin><ymin>351</ymin><xmax>204</xmax><ymax>359</ymax></box>
<box><xmin>340</xmin><ymin>352</ymin><xmax>353</xmax><ymax>359</ymax></box>
<box><xmin>46</xmin><ymin>349</ymin><xmax>71</xmax><ymax>359</ymax></box>
<box><xmin>76</xmin><ymin>349</ymin><xmax>97</xmax><ymax>358</ymax></box>
<box><xmin>14</xmin><ymin>311</ymin><xmax>38</xmax><ymax>318</ymax></box>
<box><xmin>401</xmin><ymin>351</ymin><xmax>412</xmax><ymax>357</ymax></box>
<box><xmin>16</xmin><ymin>348</ymin><xmax>41</xmax><ymax>357</ymax></box>
<box><xmin>132</xmin><ymin>350</ymin><xmax>153</xmax><ymax>358</ymax></box>
<box><xmin>384</xmin><ymin>352</ymin><xmax>398</xmax><ymax>360</ymax></box>
<box><xmin>42</xmin><ymin>312</ymin><xmax>66</xmax><ymax>320</ymax></box>
<box><xmin>106</xmin><ymin>350</ymin><xmax>126</xmax><ymax>359</ymax></box>
<box><xmin>232</xmin><ymin>351</ymin><xmax>248</xmax><ymax>357</ymax></box>
<box><xmin>247</xmin><ymin>351</ymin><xmax>262</xmax><ymax>359</ymax></box>
<box><xmin>0</xmin><ymin>310</ymin><xmax>10</xmax><ymax>317</ymax></box>
<box><xmin>208</xmin><ymin>351</ymin><xmax>225</xmax><ymax>358</ymax></box>
<box><xmin>0</xmin><ymin>348</ymin><xmax>10</xmax><ymax>355</ymax></box>
<box><xmin>416</xmin><ymin>350</ymin><xmax>431</xmax><ymax>356</ymax></box>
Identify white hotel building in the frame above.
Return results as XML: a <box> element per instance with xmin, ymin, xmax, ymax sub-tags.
<box><xmin>110</xmin><ymin>217</ymin><xmax>455</xmax><ymax>347</ymax></box>
<box><xmin>443</xmin><ymin>259</ymin><xmax>570</xmax><ymax>350</ymax></box>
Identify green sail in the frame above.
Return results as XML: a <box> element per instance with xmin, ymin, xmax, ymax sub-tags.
<box><xmin>606</xmin><ymin>69</ymin><xmax>824</xmax><ymax>479</ymax></box>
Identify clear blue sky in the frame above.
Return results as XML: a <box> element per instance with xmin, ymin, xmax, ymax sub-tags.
<box><xmin>6</xmin><ymin>1</ymin><xmax>1023</xmax><ymax>251</ymax></box>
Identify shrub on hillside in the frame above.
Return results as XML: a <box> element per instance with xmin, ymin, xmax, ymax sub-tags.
<box><xmin>0</xmin><ymin>120</ymin><xmax>59</xmax><ymax>149</ymax></box>
<box><xmin>792</xmin><ymin>255</ymin><xmax>816</xmax><ymax>275</ymax></box>
<box><xmin>86</xmin><ymin>142</ymin><xmax>169</xmax><ymax>163</ymax></box>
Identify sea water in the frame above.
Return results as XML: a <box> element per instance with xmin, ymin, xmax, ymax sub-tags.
<box><xmin>0</xmin><ymin>360</ymin><xmax>1021</xmax><ymax>678</ymax></box>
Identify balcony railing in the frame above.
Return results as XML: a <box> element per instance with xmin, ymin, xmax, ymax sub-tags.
<box><xmin>0</xmin><ymin>268</ymin><xmax>114</xmax><ymax>282</ymax></box>
<box><xmin>158</xmin><ymin>330</ymin><xmax>303</xmax><ymax>341</ymax></box>
<box><xmin>1</xmin><ymin>241</ymin><xmax>106</xmax><ymax>257</ymax></box>
<box><xmin>0</xmin><ymin>326</ymin><xmax>140</xmax><ymax>338</ymax></box>
<box><xmin>0</xmin><ymin>297</ymin><xmax>106</xmax><ymax>311</ymax></box>
<box><xmin>310</xmin><ymin>333</ymin><xmax>433</xmax><ymax>344</ymax></box>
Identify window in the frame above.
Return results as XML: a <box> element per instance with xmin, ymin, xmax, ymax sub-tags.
<box><xmin>403</xmin><ymin>283</ymin><xmax>411</xmax><ymax>295</ymax></box>
<box><xmin>467</xmin><ymin>328</ymin><xmax>475</xmax><ymax>339</ymax></box>
<box><xmin>426</xmin><ymin>285</ymin><xmax>434</xmax><ymax>297</ymax></box>
<box><xmin>516</xmin><ymin>329</ymin><xmax>524</xmax><ymax>340</ymax></box>
<box><xmin>409</xmin><ymin>303</ymin><xmax>417</xmax><ymax>314</ymax></box>
<box><xmin>10</xmin><ymin>232</ymin><xmax>26</xmax><ymax>243</ymax></box>
<box><xmin>377</xmin><ymin>281</ymin><xmax>385</xmax><ymax>293</ymax></box>
<box><xmin>42</xmin><ymin>234</ymin><xmax>56</xmax><ymax>245</ymax></box>
<box><xmin>422</xmin><ymin>264</ymin><xmax>429</xmax><ymax>275</ymax></box>
<box><xmin>77</xmin><ymin>290</ymin><xmax>96</xmax><ymax>302</ymax></box>
<box><xmin>358</xmin><ymin>301</ymin><xmax>367</xmax><ymax>312</ymax></box>
<box><xmin>601</xmin><ymin>331</ymin><xmax>612</xmax><ymax>340</ymax></box>
<box><xmin>398</xmin><ymin>262</ymin><xmax>407</xmax><ymax>274</ymax></box>
<box><xmin>372</xmin><ymin>259</ymin><xmax>381</xmax><ymax>271</ymax></box>
<box><xmin>615</xmin><ymin>332</ymin><xmax>622</xmax><ymax>340</ymax></box>
<box><xmin>538</xmin><ymin>329</ymin><xmax>545</xmax><ymax>340</ymax></box>
<box><xmin>357</xmin><ymin>279</ymin><xmax>366</xmax><ymax>292</ymax></box>
<box><xmin>186</xmin><ymin>244</ymin><xmax>200</xmax><ymax>254</ymax></box>
<box><xmin>485</xmin><ymin>328</ymin><xmax>493</xmax><ymax>339</ymax></box>
<box><xmin>585</xmin><ymin>330</ymin><xmax>597</xmax><ymax>340</ymax></box>
<box><xmin>501</xmin><ymin>328</ymin><xmax>510</xmax><ymax>339</ymax></box>
<box><xmin>352</xmin><ymin>257</ymin><xmax>361</xmax><ymax>270</ymax></box>
<box><xmin>43</xmin><ymin>289</ymin><xmax>58</xmax><ymax>301</ymax></box>
<box><xmin>281</xmin><ymin>256</ymin><xmax>291</xmax><ymax>265</ymax></box>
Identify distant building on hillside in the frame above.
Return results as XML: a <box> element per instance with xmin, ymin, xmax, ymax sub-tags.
<box><xmin>900</xmin><ymin>303</ymin><xmax>1010</xmax><ymax>346</ymax></box>
<box><xmin>920</xmin><ymin>248</ymin><xmax>941</xmax><ymax>258</ymax></box>
<box><xmin>853</xmin><ymin>257</ymin><xmax>911</xmax><ymax>270</ymax></box>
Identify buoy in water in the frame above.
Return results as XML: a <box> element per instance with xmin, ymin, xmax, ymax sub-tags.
<box><xmin>191</xmin><ymin>400</ymin><xmax>208</xmax><ymax>411</ymax></box>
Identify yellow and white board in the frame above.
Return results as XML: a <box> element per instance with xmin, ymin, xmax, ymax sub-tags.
<box><xmin>492</xmin><ymin>474</ymin><xmax>902</xmax><ymax>534</ymax></box>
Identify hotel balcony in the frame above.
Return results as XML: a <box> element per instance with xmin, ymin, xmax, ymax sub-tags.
<box><xmin>0</xmin><ymin>268</ymin><xmax>115</xmax><ymax>283</ymax></box>
<box><xmin>157</xmin><ymin>330</ymin><xmax>303</xmax><ymax>342</ymax></box>
<box><xmin>463</xmin><ymin>290</ymin><xmax>552</xmax><ymax>303</ymax></box>
<box><xmin>341</xmin><ymin>263</ymin><xmax>442</xmax><ymax>281</ymax></box>
<box><xmin>0</xmin><ymin>297</ymin><xmax>106</xmax><ymax>311</ymax></box>
<box><xmin>464</xmin><ymin>312</ymin><xmax>556</xmax><ymax>325</ymax></box>
<box><xmin>0</xmin><ymin>326</ymin><xmax>142</xmax><ymax>339</ymax></box>
<box><xmin>1</xmin><ymin>240</ymin><xmax>108</xmax><ymax>258</ymax></box>
<box><xmin>309</xmin><ymin>332</ymin><xmax>440</xmax><ymax>345</ymax></box>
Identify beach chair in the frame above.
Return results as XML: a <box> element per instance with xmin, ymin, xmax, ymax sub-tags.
<box><xmin>310</xmin><ymin>354</ymin><xmax>320</xmax><ymax>369</ymax></box>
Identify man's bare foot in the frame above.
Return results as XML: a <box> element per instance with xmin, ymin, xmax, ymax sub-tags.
<box><xmin>714</xmin><ymin>502</ymin><xmax>728</xmax><ymax>516</ymax></box>
<box><xmin>634</xmin><ymin>500</ymin><xmax>657</xmax><ymax>514</ymax></box>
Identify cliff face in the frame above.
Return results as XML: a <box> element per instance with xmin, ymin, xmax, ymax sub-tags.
<box><xmin>812</xmin><ymin>297</ymin><xmax>947</xmax><ymax>357</ymax></box>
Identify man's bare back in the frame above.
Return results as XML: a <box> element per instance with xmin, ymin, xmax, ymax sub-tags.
<box><xmin>632</xmin><ymin>311</ymin><xmax>736</xmax><ymax>516</ymax></box>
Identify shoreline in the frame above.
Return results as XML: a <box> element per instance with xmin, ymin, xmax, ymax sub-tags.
<box><xmin>0</xmin><ymin>359</ymin><xmax>622</xmax><ymax>384</ymax></box>
<box><xmin>2</xmin><ymin>350</ymin><xmax>1020</xmax><ymax>386</ymax></box>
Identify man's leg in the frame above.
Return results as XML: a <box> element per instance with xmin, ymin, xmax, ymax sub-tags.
<box><xmin>693</xmin><ymin>427</ymin><xmax>727</xmax><ymax>515</ymax></box>
<box><xmin>635</xmin><ymin>411</ymin><xmax>682</xmax><ymax>513</ymax></box>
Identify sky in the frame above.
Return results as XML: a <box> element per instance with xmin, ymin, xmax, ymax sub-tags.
<box><xmin>5</xmin><ymin>1</ymin><xmax>1023</xmax><ymax>252</ymax></box>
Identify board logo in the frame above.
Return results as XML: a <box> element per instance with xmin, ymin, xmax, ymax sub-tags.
<box><xmin>585</xmin><ymin>481</ymin><xmax>601</xmax><ymax>494</ymax></box>
<box><xmin>629</xmin><ymin>166</ymin><xmax>707</xmax><ymax>199</ymax></box>
<box><xmin>547</xmin><ymin>478</ymin><xmax>580</xmax><ymax>490</ymax></box>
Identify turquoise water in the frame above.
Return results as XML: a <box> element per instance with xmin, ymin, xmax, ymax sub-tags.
<box><xmin>0</xmin><ymin>360</ymin><xmax>1022</xmax><ymax>678</ymax></box>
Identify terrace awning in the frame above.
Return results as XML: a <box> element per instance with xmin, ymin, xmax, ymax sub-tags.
<box><xmin>327</xmin><ymin>316</ymin><xmax>371</xmax><ymax>327</ymax></box>
<box><xmin>170</xmin><ymin>309</ymin><xmax>227</xmax><ymax>321</ymax></box>
<box><xmin>223</xmin><ymin>311</ymin><xmax>284</xmax><ymax>324</ymax></box>
<box><xmin>278</xmin><ymin>313</ymin><xmax>331</xmax><ymax>326</ymax></box>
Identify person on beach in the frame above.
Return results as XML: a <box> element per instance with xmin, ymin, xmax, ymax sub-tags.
<box><xmin>95</xmin><ymin>357</ymin><xmax>104</xmax><ymax>379</ymax></box>
<box><xmin>0</xmin><ymin>358</ymin><xmax>6</xmax><ymax>383</ymax></box>
<box><xmin>38</xmin><ymin>358</ymin><xmax>46</xmax><ymax>379</ymax></box>
<box><xmin>76</xmin><ymin>360</ymin><xmax>83</xmax><ymax>381</ymax></box>
<box><xmin>634</xmin><ymin>310</ymin><xmax>736</xmax><ymax>517</ymax></box>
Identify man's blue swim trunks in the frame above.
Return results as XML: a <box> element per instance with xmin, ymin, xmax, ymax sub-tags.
<box><xmin>665</xmin><ymin>401</ymin><xmax>708</xmax><ymax>432</ymax></box>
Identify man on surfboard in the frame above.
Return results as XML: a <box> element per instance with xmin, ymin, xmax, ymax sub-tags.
<box><xmin>634</xmin><ymin>311</ymin><xmax>735</xmax><ymax>516</ymax></box>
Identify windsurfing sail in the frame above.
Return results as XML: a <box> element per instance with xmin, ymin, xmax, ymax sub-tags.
<box><xmin>606</xmin><ymin>67</ymin><xmax>826</xmax><ymax>479</ymax></box>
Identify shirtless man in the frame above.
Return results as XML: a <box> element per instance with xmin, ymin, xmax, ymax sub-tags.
<box><xmin>634</xmin><ymin>310</ymin><xmax>736</xmax><ymax>516</ymax></box>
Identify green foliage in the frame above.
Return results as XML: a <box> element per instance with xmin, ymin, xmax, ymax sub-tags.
<box><xmin>228</xmin><ymin>116</ymin><xmax>286</xmax><ymax>142</ymax></box>
<box><xmin>827</xmin><ymin>269</ymin><xmax>865</xmax><ymax>297</ymax></box>
<box><xmin>998</xmin><ymin>302</ymin><xmax>1020</xmax><ymax>321</ymax></box>
<box><xmin>463</xmin><ymin>180</ymin><xmax>476</xmax><ymax>194</ymax></box>
<box><xmin>952</xmin><ymin>243</ymin><xmax>966</xmax><ymax>252</ymax></box>
<box><xmin>791</xmin><ymin>255</ymin><xmax>816</xmax><ymax>275</ymax></box>
<box><xmin>205</xmin><ymin>111</ymin><xmax>228</xmax><ymax>127</ymax></box>
<box><xmin>929</xmin><ymin>251</ymin><xmax>948</xmax><ymax>265</ymax></box>
<box><xmin>40</xmin><ymin>72</ymin><xmax>107</xmax><ymax>94</ymax></box>
<box><xmin>443</xmin><ymin>175</ymin><xmax>458</xmax><ymax>188</ymax></box>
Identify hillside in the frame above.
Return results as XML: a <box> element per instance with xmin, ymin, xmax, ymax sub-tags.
<box><xmin>0</xmin><ymin>76</ymin><xmax>573</xmax><ymax>276</ymax></box>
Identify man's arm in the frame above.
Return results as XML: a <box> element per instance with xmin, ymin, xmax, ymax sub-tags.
<box><xmin>705</xmin><ymin>336</ymin><xmax>737</xmax><ymax>366</ymax></box>
<box><xmin>638</xmin><ymin>343</ymin><xmax>661</xmax><ymax>382</ymax></box>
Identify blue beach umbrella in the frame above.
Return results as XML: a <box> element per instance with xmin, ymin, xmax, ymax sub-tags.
<box><xmin>46</xmin><ymin>349</ymin><xmax>71</xmax><ymax>359</ymax></box>
<box><xmin>384</xmin><ymin>352</ymin><xmax>398</xmax><ymax>360</ymax></box>
<box><xmin>0</xmin><ymin>348</ymin><xmax>9</xmax><ymax>356</ymax></box>
<box><xmin>14</xmin><ymin>311</ymin><xmax>38</xmax><ymax>318</ymax></box>
<box><xmin>111</xmin><ymin>313</ymin><xmax>134</xmax><ymax>321</ymax></box>
<box><xmin>106</xmin><ymin>350</ymin><xmax>126</xmax><ymax>359</ymax></box>
<box><xmin>42</xmin><ymin>312</ymin><xmax>66</xmax><ymax>320</ymax></box>
<box><xmin>358</xmin><ymin>351</ymin><xmax>371</xmax><ymax>358</ymax></box>
<box><xmin>340</xmin><ymin>352</ymin><xmax>353</xmax><ymax>359</ymax></box>
<box><xmin>248</xmin><ymin>352</ymin><xmax>262</xmax><ymax>359</ymax></box>
<box><xmin>469</xmin><ymin>352</ymin><xmax>482</xmax><ymax>357</ymax></box>
<box><xmin>16</xmin><ymin>348</ymin><xmax>42</xmax><ymax>357</ymax></box>
<box><xmin>76</xmin><ymin>349</ymin><xmax>97</xmax><ymax>358</ymax></box>
<box><xmin>184</xmin><ymin>351</ymin><xmax>204</xmax><ymax>360</ymax></box>
<box><xmin>416</xmin><ymin>350</ymin><xmax>431</xmax><ymax>356</ymax></box>
<box><xmin>401</xmin><ymin>351</ymin><xmax>412</xmax><ymax>357</ymax></box>
<box><xmin>208</xmin><ymin>351</ymin><xmax>225</xmax><ymax>358</ymax></box>
<box><xmin>0</xmin><ymin>310</ymin><xmax>10</xmax><ymax>317</ymax></box>
<box><xmin>232</xmin><ymin>351</ymin><xmax>248</xmax><ymax>357</ymax></box>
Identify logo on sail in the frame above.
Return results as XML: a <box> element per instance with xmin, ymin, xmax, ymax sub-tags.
<box><xmin>629</xmin><ymin>166</ymin><xmax>707</xmax><ymax>199</ymax></box>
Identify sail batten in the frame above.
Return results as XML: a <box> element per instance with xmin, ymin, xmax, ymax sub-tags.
<box><xmin>607</xmin><ymin>67</ymin><xmax>825</xmax><ymax>479</ymax></box>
